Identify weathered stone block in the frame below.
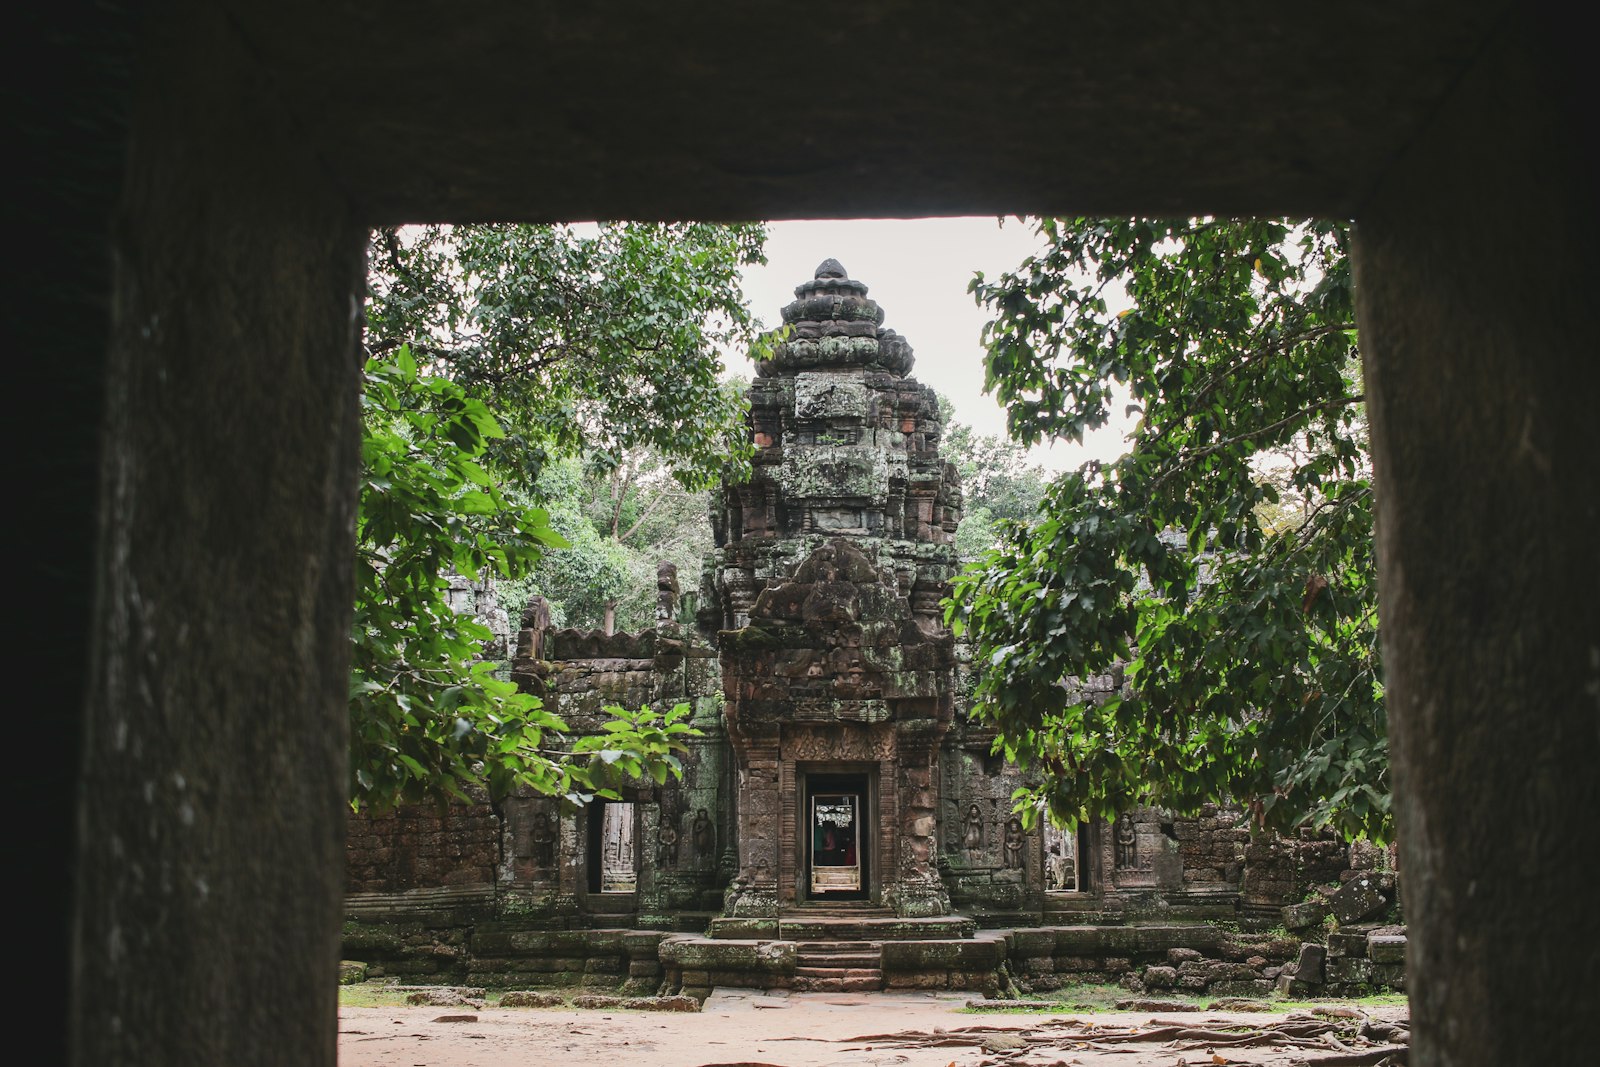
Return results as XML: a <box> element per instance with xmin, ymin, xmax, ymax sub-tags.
<box><xmin>1326</xmin><ymin>957</ymin><xmax>1376</xmax><ymax>984</ymax></box>
<box><xmin>1282</xmin><ymin>899</ymin><xmax>1329</xmax><ymax>930</ymax></box>
<box><xmin>1143</xmin><ymin>965</ymin><xmax>1177</xmax><ymax>988</ymax></box>
<box><xmin>1294</xmin><ymin>943</ymin><xmax>1327</xmax><ymax>985</ymax></box>
<box><xmin>1327</xmin><ymin>931</ymin><xmax>1370</xmax><ymax>958</ymax></box>
<box><xmin>621</xmin><ymin>995</ymin><xmax>700</xmax><ymax>1012</ymax></box>
<box><xmin>1372</xmin><ymin>964</ymin><xmax>1406</xmax><ymax>989</ymax></box>
<box><xmin>1367</xmin><ymin>934</ymin><xmax>1407</xmax><ymax>964</ymax></box>
<box><xmin>571</xmin><ymin>994</ymin><xmax>624</xmax><ymax>1009</ymax></box>
<box><xmin>1329</xmin><ymin>875</ymin><xmax>1390</xmax><ymax>923</ymax></box>
<box><xmin>1006</xmin><ymin>928</ymin><xmax>1057</xmax><ymax>958</ymax></box>
<box><xmin>1210</xmin><ymin>979</ymin><xmax>1273</xmax><ymax>997</ymax></box>
<box><xmin>1274</xmin><ymin>974</ymin><xmax>1318</xmax><ymax>997</ymax></box>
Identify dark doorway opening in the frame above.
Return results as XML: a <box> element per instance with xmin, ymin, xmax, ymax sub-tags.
<box><xmin>805</xmin><ymin>772</ymin><xmax>869</xmax><ymax>901</ymax></box>
<box><xmin>585</xmin><ymin>800</ymin><xmax>637</xmax><ymax>895</ymax></box>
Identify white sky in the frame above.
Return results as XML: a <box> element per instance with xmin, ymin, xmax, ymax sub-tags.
<box><xmin>736</xmin><ymin>218</ymin><xmax>1133</xmax><ymax>472</ymax></box>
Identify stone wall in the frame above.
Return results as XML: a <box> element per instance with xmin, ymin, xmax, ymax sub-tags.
<box><xmin>346</xmin><ymin>803</ymin><xmax>499</xmax><ymax>895</ymax></box>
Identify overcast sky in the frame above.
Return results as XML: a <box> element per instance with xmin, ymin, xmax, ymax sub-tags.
<box><xmin>736</xmin><ymin>217</ymin><xmax>1132</xmax><ymax>471</ymax></box>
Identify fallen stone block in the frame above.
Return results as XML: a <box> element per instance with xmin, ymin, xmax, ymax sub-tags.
<box><xmin>571</xmin><ymin>994</ymin><xmax>624</xmax><ymax>1009</ymax></box>
<box><xmin>1142</xmin><ymin>965</ymin><xmax>1177</xmax><ymax>989</ymax></box>
<box><xmin>1367</xmin><ymin>934</ymin><xmax>1407</xmax><ymax>964</ymax></box>
<box><xmin>1208</xmin><ymin>997</ymin><xmax>1274</xmax><ymax>1012</ymax></box>
<box><xmin>1282</xmin><ymin>900</ymin><xmax>1329</xmax><ymax>930</ymax></box>
<box><xmin>1294</xmin><ymin>943</ymin><xmax>1327</xmax><ymax>985</ymax></box>
<box><xmin>1326</xmin><ymin>957</ymin><xmax>1376</xmax><ymax>984</ymax></box>
<box><xmin>1274</xmin><ymin>974</ymin><xmax>1318</xmax><ymax>997</ymax></box>
<box><xmin>1115</xmin><ymin>998</ymin><xmax>1196</xmax><ymax>1012</ymax></box>
<box><xmin>1210</xmin><ymin>979</ymin><xmax>1273</xmax><ymax>997</ymax></box>
<box><xmin>621</xmin><ymin>995</ymin><xmax>700</xmax><ymax>1012</ymax></box>
<box><xmin>1327</xmin><ymin>930</ymin><xmax>1370</xmax><ymax>958</ymax></box>
<box><xmin>1329</xmin><ymin>875</ymin><xmax>1390</xmax><ymax>924</ymax></box>
<box><xmin>405</xmin><ymin>988</ymin><xmax>486</xmax><ymax>1008</ymax></box>
<box><xmin>498</xmin><ymin>991</ymin><xmax>566</xmax><ymax>1008</ymax></box>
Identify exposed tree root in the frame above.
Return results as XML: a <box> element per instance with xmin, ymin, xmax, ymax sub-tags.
<box><xmin>825</xmin><ymin>1015</ymin><xmax>1408</xmax><ymax>1064</ymax></box>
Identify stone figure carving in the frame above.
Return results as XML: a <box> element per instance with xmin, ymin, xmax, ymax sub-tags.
<box><xmin>1115</xmin><ymin>812</ymin><xmax>1138</xmax><ymax>869</ymax></box>
<box><xmin>657</xmin><ymin>816</ymin><xmax>679</xmax><ymax>867</ymax></box>
<box><xmin>1003</xmin><ymin>816</ymin><xmax>1024</xmax><ymax>869</ymax></box>
<box><xmin>692</xmin><ymin>808</ymin><xmax>714</xmax><ymax>863</ymax></box>
<box><xmin>520</xmin><ymin>595</ymin><xmax>552</xmax><ymax>662</ymax></box>
<box><xmin>530</xmin><ymin>809</ymin><xmax>557</xmax><ymax>869</ymax></box>
<box><xmin>655</xmin><ymin>561</ymin><xmax>679</xmax><ymax>624</ymax></box>
<box><xmin>962</xmin><ymin>803</ymin><xmax>984</xmax><ymax>853</ymax></box>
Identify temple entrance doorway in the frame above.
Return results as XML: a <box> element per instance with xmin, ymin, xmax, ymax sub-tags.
<box><xmin>804</xmin><ymin>772</ymin><xmax>870</xmax><ymax>901</ymax></box>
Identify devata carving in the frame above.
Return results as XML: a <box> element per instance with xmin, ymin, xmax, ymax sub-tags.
<box><xmin>1003</xmin><ymin>816</ymin><xmax>1024</xmax><ymax>870</ymax></box>
<box><xmin>1115</xmin><ymin>812</ymin><xmax>1138</xmax><ymax>869</ymax></box>
<box><xmin>963</xmin><ymin>803</ymin><xmax>985</xmax><ymax>854</ymax></box>
<box><xmin>657</xmin><ymin>816</ymin><xmax>679</xmax><ymax>867</ymax></box>
<box><xmin>692</xmin><ymin>808</ymin><xmax>714</xmax><ymax>866</ymax></box>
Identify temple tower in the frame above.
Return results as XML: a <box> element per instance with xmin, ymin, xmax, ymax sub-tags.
<box><xmin>706</xmin><ymin>259</ymin><xmax>963</xmax><ymax>919</ymax></box>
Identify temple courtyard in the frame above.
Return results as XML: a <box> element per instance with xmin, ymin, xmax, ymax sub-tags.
<box><xmin>338</xmin><ymin>987</ymin><xmax>1412</xmax><ymax>1066</ymax></box>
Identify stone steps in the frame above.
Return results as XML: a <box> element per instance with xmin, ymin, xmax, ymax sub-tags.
<box><xmin>778</xmin><ymin>914</ymin><xmax>976</xmax><ymax>943</ymax></box>
<box><xmin>793</xmin><ymin>941</ymin><xmax>883</xmax><ymax>992</ymax></box>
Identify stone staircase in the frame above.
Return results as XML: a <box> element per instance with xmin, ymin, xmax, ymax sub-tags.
<box><xmin>793</xmin><ymin>940</ymin><xmax>883</xmax><ymax>992</ymax></box>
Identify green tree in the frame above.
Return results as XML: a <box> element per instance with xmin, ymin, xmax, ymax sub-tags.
<box><xmin>352</xmin><ymin>223</ymin><xmax>765</xmax><ymax>809</ymax></box>
<box><xmin>367</xmin><ymin>221</ymin><xmax>766</xmax><ymax>491</ymax></box>
<box><xmin>350</xmin><ymin>347</ymin><xmax>697</xmax><ymax>809</ymax></box>
<box><xmin>940</xmin><ymin>410</ymin><xmax>1050</xmax><ymax>563</ymax></box>
<box><xmin>949</xmin><ymin>217</ymin><xmax>1384</xmax><ymax>840</ymax></box>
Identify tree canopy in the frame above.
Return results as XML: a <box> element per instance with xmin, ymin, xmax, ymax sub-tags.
<box><xmin>939</xmin><ymin>407</ymin><xmax>1050</xmax><ymax>563</ymax></box>
<box><xmin>367</xmin><ymin>221</ymin><xmax>766</xmax><ymax>491</ymax></box>
<box><xmin>351</xmin><ymin>222</ymin><xmax>768</xmax><ymax>809</ymax></box>
<box><xmin>350</xmin><ymin>346</ymin><xmax>699</xmax><ymax>809</ymax></box>
<box><xmin>501</xmin><ymin>439</ymin><xmax>722</xmax><ymax>635</ymax></box>
<box><xmin>948</xmin><ymin>217</ymin><xmax>1385</xmax><ymax>840</ymax></box>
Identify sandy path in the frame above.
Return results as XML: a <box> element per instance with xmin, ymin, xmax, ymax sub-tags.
<box><xmin>339</xmin><ymin>989</ymin><xmax>1407</xmax><ymax>1067</ymax></box>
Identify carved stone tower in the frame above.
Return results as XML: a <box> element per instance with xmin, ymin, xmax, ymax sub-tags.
<box><xmin>707</xmin><ymin>259</ymin><xmax>963</xmax><ymax>919</ymax></box>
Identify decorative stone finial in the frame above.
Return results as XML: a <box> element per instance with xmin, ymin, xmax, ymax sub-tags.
<box><xmin>814</xmin><ymin>258</ymin><xmax>848</xmax><ymax>280</ymax></box>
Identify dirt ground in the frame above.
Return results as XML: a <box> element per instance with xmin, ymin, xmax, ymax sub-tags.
<box><xmin>338</xmin><ymin>989</ymin><xmax>1411</xmax><ymax>1067</ymax></box>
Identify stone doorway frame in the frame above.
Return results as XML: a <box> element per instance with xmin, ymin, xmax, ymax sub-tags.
<box><xmin>797</xmin><ymin>767</ymin><xmax>877</xmax><ymax>904</ymax></box>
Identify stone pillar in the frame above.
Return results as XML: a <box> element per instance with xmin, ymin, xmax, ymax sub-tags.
<box><xmin>1353</xmin><ymin>22</ymin><xmax>1596</xmax><ymax>1065</ymax></box>
<box><xmin>71</xmin><ymin>7</ymin><xmax>363</xmax><ymax>1065</ymax></box>
<box><xmin>886</xmin><ymin>720</ymin><xmax>952</xmax><ymax>917</ymax></box>
<box><xmin>724</xmin><ymin>729</ymin><xmax>782</xmax><ymax>917</ymax></box>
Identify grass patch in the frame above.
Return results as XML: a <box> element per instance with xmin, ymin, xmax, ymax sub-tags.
<box><xmin>1275</xmin><ymin>992</ymin><xmax>1409</xmax><ymax>1011</ymax></box>
<box><xmin>338</xmin><ymin>982</ymin><xmax>416</xmax><ymax>1009</ymax></box>
<box><xmin>964</xmin><ymin>982</ymin><xmax>1208</xmax><ymax>1014</ymax></box>
<box><xmin>964</xmin><ymin>981</ymin><xmax>1407</xmax><ymax>1016</ymax></box>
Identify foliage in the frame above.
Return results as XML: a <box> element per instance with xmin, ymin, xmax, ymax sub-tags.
<box><xmin>366</xmin><ymin>221</ymin><xmax>768</xmax><ymax>492</ymax></box>
<box><xmin>350</xmin><ymin>346</ymin><xmax>697</xmax><ymax>809</ymax></box>
<box><xmin>504</xmin><ymin>445</ymin><xmax>718</xmax><ymax>633</ymax></box>
<box><xmin>948</xmin><ymin>217</ymin><xmax>1385</xmax><ymax>840</ymax></box>
<box><xmin>940</xmin><ymin>409</ymin><xmax>1050</xmax><ymax>563</ymax></box>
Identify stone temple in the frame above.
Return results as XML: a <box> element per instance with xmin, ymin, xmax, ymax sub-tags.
<box><xmin>344</xmin><ymin>262</ymin><xmax>1404</xmax><ymax>999</ymax></box>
